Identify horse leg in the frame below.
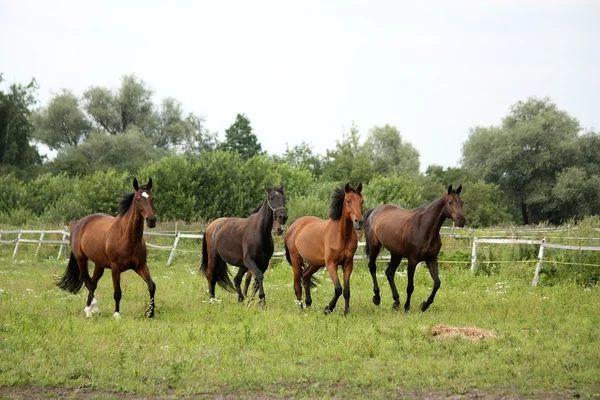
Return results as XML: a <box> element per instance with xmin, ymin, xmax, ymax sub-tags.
<box><xmin>421</xmin><ymin>259</ymin><xmax>440</xmax><ymax>312</ymax></box>
<box><xmin>110</xmin><ymin>264</ymin><xmax>123</xmax><ymax>319</ymax></box>
<box><xmin>404</xmin><ymin>259</ymin><xmax>418</xmax><ymax>312</ymax></box>
<box><xmin>135</xmin><ymin>263</ymin><xmax>156</xmax><ymax>318</ymax></box>
<box><xmin>367</xmin><ymin>242</ymin><xmax>382</xmax><ymax>306</ymax></box>
<box><xmin>76</xmin><ymin>258</ymin><xmax>97</xmax><ymax>318</ymax></box>
<box><xmin>342</xmin><ymin>260</ymin><xmax>354</xmax><ymax>316</ymax></box>
<box><xmin>245</xmin><ymin>258</ymin><xmax>265</xmax><ymax>307</ymax></box>
<box><xmin>302</xmin><ymin>264</ymin><xmax>321</xmax><ymax>308</ymax></box>
<box><xmin>89</xmin><ymin>264</ymin><xmax>105</xmax><ymax>314</ymax></box>
<box><xmin>233</xmin><ymin>267</ymin><xmax>248</xmax><ymax>303</ymax></box>
<box><xmin>243</xmin><ymin>271</ymin><xmax>253</xmax><ymax>298</ymax></box>
<box><xmin>290</xmin><ymin>254</ymin><xmax>305</xmax><ymax>308</ymax></box>
<box><xmin>385</xmin><ymin>254</ymin><xmax>403</xmax><ymax>310</ymax></box>
<box><xmin>324</xmin><ymin>262</ymin><xmax>342</xmax><ymax>314</ymax></box>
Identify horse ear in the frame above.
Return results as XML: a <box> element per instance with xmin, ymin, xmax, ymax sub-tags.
<box><xmin>147</xmin><ymin>178</ymin><xmax>153</xmax><ymax>190</ymax></box>
<box><xmin>344</xmin><ymin>183</ymin><xmax>351</xmax><ymax>193</ymax></box>
<box><xmin>264</xmin><ymin>184</ymin><xmax>271</xmax><ymax>193</ymax></box>
<box><xmin>456</xmin><ymin>184</ymin><xmax>462</xmax><ymax>194</ymax></box>
<box><xmin>356</xmin><ymin>183</ymin><xmax>363</xmax><ymax>194</ymax></box>
<box><xmin>447</xmin><ymin>184</ymin><xmax>453</xmax><ymax>194</ymax></box>
<box><xmin>133</xmin><ymin>178</ymin><xmax>139</xmax><ymax>191</ymax></box>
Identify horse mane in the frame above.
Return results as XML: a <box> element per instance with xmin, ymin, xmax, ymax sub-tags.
<box><xmin>330</xmin><ymin>185</ymin><xmax>361</xmax><ymax>220</ymax></box>
<box><xmin>119</xmin><ymin>185</ymin><xmax>150</xmax><ymax>217</ymax></box>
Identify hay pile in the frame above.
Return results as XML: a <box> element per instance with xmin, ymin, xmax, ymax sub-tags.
<box><xmin>430</xmin><ymin>324</ymin><xmax>497</xmax><ymax>340</ymax></box>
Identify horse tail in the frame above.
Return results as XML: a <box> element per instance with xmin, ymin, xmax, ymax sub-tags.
<box><xmin>363</xmin><ymin>208</ymin><xmax>375</xmax><ymax>256</ymax></box>
<box><xmin>200</xmin><ymin>232</ymin><xmax>208</xmax><ymax>276</ymax></box>
<box><xmin>55</xmin><ymin>252</ymin><xmax>84</xmax><ymax>294</ymax></box>
<box><xmin>284</xmin><ymin>241</ymin><xmax>292</xmax><ymax>265</ymax></box>
<box><xmin>206</xmin><ymin>222</ymin><xmax>234</xmax><ymax>292</ymax></box>
<box><xmin>300</xmin><ymin>266</ymin><xmax>319</xmax><ymax>289</ymax></box>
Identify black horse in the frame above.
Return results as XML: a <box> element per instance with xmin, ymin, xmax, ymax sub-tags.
<box><xmin>200</xmin><ymin>184</ymin><xmax>287</xmax><ymax>306</ymax></box>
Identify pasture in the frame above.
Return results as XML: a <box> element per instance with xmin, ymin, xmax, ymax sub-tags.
<box><xmin>1</xmin><ymin>241</ymin><xmax>599</xmax><ymax>399</ymax></box>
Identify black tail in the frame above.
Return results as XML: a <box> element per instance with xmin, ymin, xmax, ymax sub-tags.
<box><xmin>284</xmin><ymin>241</ymin><xmax>292</xmax><ymax>265</ymax></box>
<box><xmin>301</xmin><ymin>267</ymin><xmax>319</xmax><ymax>289</ymax></box>
<box><xmin>200</xmin><ymin>233</ymin><xmax>208</xmax><ymax>275</ymax></box>
<box><xmin>363</xmin><ymin>208</ymin><xmax>375</xmax><ymax>257</ymax></box>
<box><xmin>55</xmin><ymin>253</ymin><xmax>84</xmax><ymax>294</ymax></box>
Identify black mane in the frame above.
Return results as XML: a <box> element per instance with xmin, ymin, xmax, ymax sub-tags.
<box><xmin>119</xmin><ymin>185</ymin><xmax>149</xmax><ymax>216</ymax></box>
<box><xmin>330</xmin><ymin>185</ymin><xmax>360</xmax><ymax>220</ymax></box>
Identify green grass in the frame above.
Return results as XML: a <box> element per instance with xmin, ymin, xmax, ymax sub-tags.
<box><xmin>0</xmin><ymin>245</ymin><xmax>599</xmax><ymax>399</ymax></box>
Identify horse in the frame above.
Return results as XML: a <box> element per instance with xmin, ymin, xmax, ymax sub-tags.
<box><xmin>284</xmin><ymin>183</ymin><xmax>363</xmax><ymax>316</ymax></box>
<box><xmin>200</xmin><ymin>184</ymin><xmax>288</xmax><ymax>306</ymax></box>
<box><xmin>55</xmin><ymin>178</ymin><xmax>157</xmax><ymax>319</ymax></box>
<box><xmin>363</xmin><ymin>184</ymin><xmax>466</xmax><ymax>313</ymax></box>
<box><xmin>241</xmin><ymin>205</ymin><xmax>285</xmax><ymax>298</ymax></box>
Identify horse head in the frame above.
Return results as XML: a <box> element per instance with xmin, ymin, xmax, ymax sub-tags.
<box><xmin>265</xmin><ymin>183</ymin><xmax>288</xmax><ymax>226</ymax></box>
<box><xmin>133</xmin><ymin>178</ymin><xmax>157</xmax><ymax>228</ymax></box>
<box><xmin>344</xmin><ymin>182</ymin><xmax>364</xmax><ymax>230</ymax></box>
<box><xmin>443</xmin><ymin>184</ymin><xmax>466</xmax><ymax>227</ymax></box>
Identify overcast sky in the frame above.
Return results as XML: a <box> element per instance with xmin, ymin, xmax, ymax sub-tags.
<box><xmin>1</xmin><ymin>0</ymin><xmax>598</xmax><ymax>170</ymax></box>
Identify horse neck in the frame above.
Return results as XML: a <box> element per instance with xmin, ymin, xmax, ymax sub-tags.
<box><xmin>418</xmin><ymin>196</ymin><xmax>446</xmax><ymax>244</ymax></box>
<box><xmin>337</xmin><ymin>205</ymin><xmax>355</xmax><ymax>241</ymax></box>
<box><xmin>120</xmin><ymin>202</ymin><xmax>145</xmax><ymax>243</ymax></box>
<box><xmin>257</xmin><ymin>199</ymin><xmax>274</xmax><ymax>239</ymax></box>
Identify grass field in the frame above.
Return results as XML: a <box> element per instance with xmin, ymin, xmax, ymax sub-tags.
<box><xmin>0</xmin><ymin>244</ymin><xmax>599</xmax><ymax>399</ymax></box>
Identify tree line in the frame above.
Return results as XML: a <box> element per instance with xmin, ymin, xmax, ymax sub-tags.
<box><xmin>1</xmin><ymin>73</ymin><xmax>598</xmax><ymax>227</ymax></box>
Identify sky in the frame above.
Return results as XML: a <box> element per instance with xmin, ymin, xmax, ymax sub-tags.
<box><xmin>1</xmin><ymin>0</ymin><xmax>599</xmax><ymax>171</ymax></box>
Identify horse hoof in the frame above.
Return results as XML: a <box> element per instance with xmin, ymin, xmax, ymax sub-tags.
<box><xmin>113</xmin><ymin>312</ymin><xmax>121</xmax><ymax>320</ymax></box>
<box><xmin>258</xmin><ymin>299</ymin><xmax>266</xmax><ymax>308</ymax></box>
<box><xmin>323</xmin><ymin>306</ymin><xmax>332</xmax><ymax>315</ymax></box>
<box><xmin>238</xmin><ymin>297</ymin><xmax>245</xmax><ymax>304</ymax></box>
<box><xmin>420</xmin><ymin>301</ymin><xmax>430</xmax><ymax>312</ymax></box>
<box><xmin>91</xmin><ymin>298</ymin><xmax>100</xmax><ymax>314</ymax></box>
<box><xmin>294</xmin><ymin>300</ymin><xmax>303</xmax><ymax>309</ymax></box>
<box><xmin>372</xmin><ymin>296</ymin><xmax>381</xmax><ymax>306</ymax></box>
<box><xmin>145</xmin><ymin>307</ymin><xmax>155</xmax><ymax>318</ymax></box>
<box><xmin>84</xmin><ymin>306</ymin><xmax>93</xmax><ymax>318</ymax></box>
<box><xmin>404</xmin><ymin>304</ymin><xmax>411</xmax><ymax>313</ymax></box>
<box><xmin>392</xmin><ymin>302</ymin><xmax>400</xmax><ymax>311</ymax></box>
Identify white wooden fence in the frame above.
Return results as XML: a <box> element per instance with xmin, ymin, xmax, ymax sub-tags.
<box><xmin>470</xmin><ymin>237</ymin><xmax>600</xmax><ymax>286</ymax></box>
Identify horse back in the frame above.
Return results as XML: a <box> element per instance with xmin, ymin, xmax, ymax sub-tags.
<box><xmin>369</xmin><ymin>205</ymin><xmax>424</xmax><ymax>256</ymax></box>
<box><xmin>206</xmin><ymin>216</ymin><xmax>256</xmax><ymax>268</ymax></box>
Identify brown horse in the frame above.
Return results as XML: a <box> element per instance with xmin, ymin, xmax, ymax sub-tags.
<box><xmin>363</xmin><ymin>184</ymin><xmax>466</xmax><ymax>313</ymax></box>
<box><xmin>284</xmin><ymin>183</ymin><xmax>363</xmax><ymax>315</ymax></box>
<box><xmin>200</xmin><ymin>184</ymin><xmax>288</xmax><ymax>306</ymax></box>
<box><xmin>55</xmin><ymin>178</ymin><xmax>157</xmax><ymax>319</ymax></box>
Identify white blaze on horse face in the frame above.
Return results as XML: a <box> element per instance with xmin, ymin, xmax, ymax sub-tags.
<box><xmin>141</xmin><ymin>192</ymin><xmax>150</xmax><ymax>199</ymax></box>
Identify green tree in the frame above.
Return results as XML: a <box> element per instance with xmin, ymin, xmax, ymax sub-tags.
<box><xmin>220</xmin><ymin>113</ymin><xmax>262</xmax><ymax>160</ymax></box>
<box><xmin>0</xmin><ymin>75</ymin><xmax>42</xmax><ymax>168</ymax></box>
<box><xmin>364</xmin><ymin>124</ymin><xmax>420</xmax><ymax>176</ymax></box>
<box><xmin>279</xmin><ymin>141</ymin><xmax>323</xmax><ymax>177</ymax></box>
<box><xmin>33</xmin><ymin>89</ymin><xmax>91</xmax><ymax>150</ymax></box>
<box><xmin>322</xmin><ymin>122</ymin><xmax>373</xmax><ymax>184</ymax></box>
<box><xmin>462</xmin><ymin>97</ymin><xmax>581</xmax><ymax>224</ymax></box>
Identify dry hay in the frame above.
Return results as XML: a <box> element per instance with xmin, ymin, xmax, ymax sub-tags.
<box><xmin>430</xmin><ymin>324</ymin><xmax>497</xmax><ymax>340</ymax></box>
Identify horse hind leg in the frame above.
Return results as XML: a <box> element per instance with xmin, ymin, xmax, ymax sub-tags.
<box><xmin>110</xmin><ymin>264</ymin><xmax>123</xmax><ymax>319</ymax></box>
<box><xmin>367</xmin><ymin>242</ymin><xmax>382</xmax><ymax>306</ymax></box>
<box><xmin>135</xmin><ymin>263</ymin><xmax>156</xmax><ymax>318</ymax></box>
<box><xmin>385</xmin><ymin>254</ymin><xmax>403</xmax><ymax>311</ymax></box>
<box><xmin>88</xmin><ymin>264</ymin><xmax>105</xmax><ymax>315</ymax></box>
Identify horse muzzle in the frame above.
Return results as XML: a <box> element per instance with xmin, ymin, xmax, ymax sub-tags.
<box><xmin>354</xmin><ymin>219</ymin><xmax>364</xmax><ymax>231</ymax></box>
<box><xmin>146</xmin><ymin>217</ymin><xmax>157</xmax><ymax>228</ymax></box>
<box><xmin>454</xmin><ymin>216</ymin><xmax>466</xmax><ymax>228</ymax></box>
<box><xmin>275</xmin><ymin>225</ymin><xmax>284</xmax><ymax>236</ymax></box>
<box><xmin>277</xmin><ymin>213</ymin><xmax>288</xmax><ymax>225</ymax></box>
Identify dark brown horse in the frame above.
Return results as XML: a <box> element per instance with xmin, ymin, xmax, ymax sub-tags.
<box><xmin>200</xmin><ymin>184</ymin><xmax>287</xmax><ymax>306</ymax></box>
<box><xmin>284</xmin><ymin>183</ymin><xmax>363</xmax><ymax>315</ymax></box>
<box><xmin>364</xmin><ymin>184</ymin><xmax>466</xmax><ymax>313</ymax></box>
<box><xmin>55</xmin><ymin>178</ymin><xmax>157</xmax><ymax>319</ymax></box>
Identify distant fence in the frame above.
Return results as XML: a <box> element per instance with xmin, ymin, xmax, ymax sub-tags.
<box><xmin>470</xmin><ymin>237</ymin><xmax>600</xmax><ymax>286</ymax></box>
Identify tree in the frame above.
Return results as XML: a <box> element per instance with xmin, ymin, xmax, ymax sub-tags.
<box><xmin>462</xmin><ymin>97</ymin><xmax>581</xmax><ymax>224</ymax></box>
<box><xmin>0</xmin><ymin>74</ymin><xmax>42</xmax><ymax>168</ymax></box>
<box><xmin>33</xmin><ymin>89</ymin><xmax>91</xmax><ymax>150</ymax></box>
<box><xmin>220</xmin><ymin>113</ymin><xmax>262</xmax><ymax>160</ymax></box>
<box><xmin>280</xmin><ymin>141</ymin><xmax>323</xmax><ymax>177</ymax></box>
<box><xmin>322</xmin><ymin>122</ymin><xmax>373</xmax><ymax>184</ymax></box>
<box><xmin>82</xmin><ymin>75</ymin><xmax>154</xmax><ymax>136</ymax></box>
<box><xmin>364</xmin><ymin>124</ymin><xmax>420</xmax><ymax>176</ymax></box>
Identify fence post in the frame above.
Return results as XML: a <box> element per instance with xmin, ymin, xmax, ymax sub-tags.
<box><xmin>12</xmin><ymin>230</ymin><xmax>22</xmax><ymax>259</ymax></box>
<box><xmin>57</xmin><ymin>227</ymin><xmax>68</xmax><ymax>259</ymax></box>
<box><xmin>35</xmin><ymin>231</ymin><xmax>45</xmax><ymax>258</ymax></box>
<box><xmin>167</xmin><ymin>232</ymin><xmax>180</xmax><ymax>266</ymax></box>
<box><xmin>470</xmin><ymin>237</ymin><xmax>478</xmax><ymax>273</ymax></box>
<box><xmin>532</xmin><ymin>237</ymin><xmax>547</xmax><ymax>286</ymax></box>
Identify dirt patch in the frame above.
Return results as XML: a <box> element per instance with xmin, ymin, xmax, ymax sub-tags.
<box><xmin>430</xmin><ymin>324</ymin><xmax>497</xmax><ymax>340</ymax></box>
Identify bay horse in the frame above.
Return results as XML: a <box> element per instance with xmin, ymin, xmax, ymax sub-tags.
<box><xmin>241</xmin><ymin>205</ymin><xmax>285</xmax><ymax>298</ymax></box>
<box><xmin>55</xmin><ymin>178</ymin><xmax>157</xmax><ymax>319</ymax></box>
<box><xmin>200</xmin><ymin>184</ymin><xmax>288</xmax><ymax>306</ymax></box>
<box><xmin>363</xmin><ymin>184</ymin><xmax>466</xmax><ymax>313</ymax></box>
<box><xmin>284</xmin><ymin>183</ymin><xmax>363</xmax><ymax>316</ymax></box>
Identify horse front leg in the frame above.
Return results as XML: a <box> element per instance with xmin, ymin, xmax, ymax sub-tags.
<box><xmin>135</xmin><ymin>263</ymin><xmax>156</xmax><ymax>318</ymax></box>
<box><xmin>302</xmin><ymin>264</ymin><xmax>321</xmax><ymax>309</ymax></box>
<box><xmin>233</xmin><ymin>267</ymin><xmax>248</xmax><ymax>303</ymax></box>
<box><xmin>367</xmin><ymin>243</ymin><xmax>382</xmax><ymax>306</ymax></box>
<box><xmin>324</xmin><ymin>262</ymin><xmax>342</xmax><ymax>314</ymax></box>
<box><xmin>342</xmin><ymin>259</ymin><xmax>354</xmax><ymax>316</ymax></box>
<box><xmin>421</xmin><ymin>259</ymin><xmax>440</xmax><ymax>312</ymax></box>
<box><xmin>385</xmin><ymin>254</ymin><xmax>402</xmax><ymax>310</ymax></box>
<box><xmin>87</xmin><ymin>264</ymin><xmax>105</xmax><ymax>315</ymax></box>
<box><xmin>110</xmin><ymin>264</ymin><xmax>123</xmax><ymax>319</ymax></box>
